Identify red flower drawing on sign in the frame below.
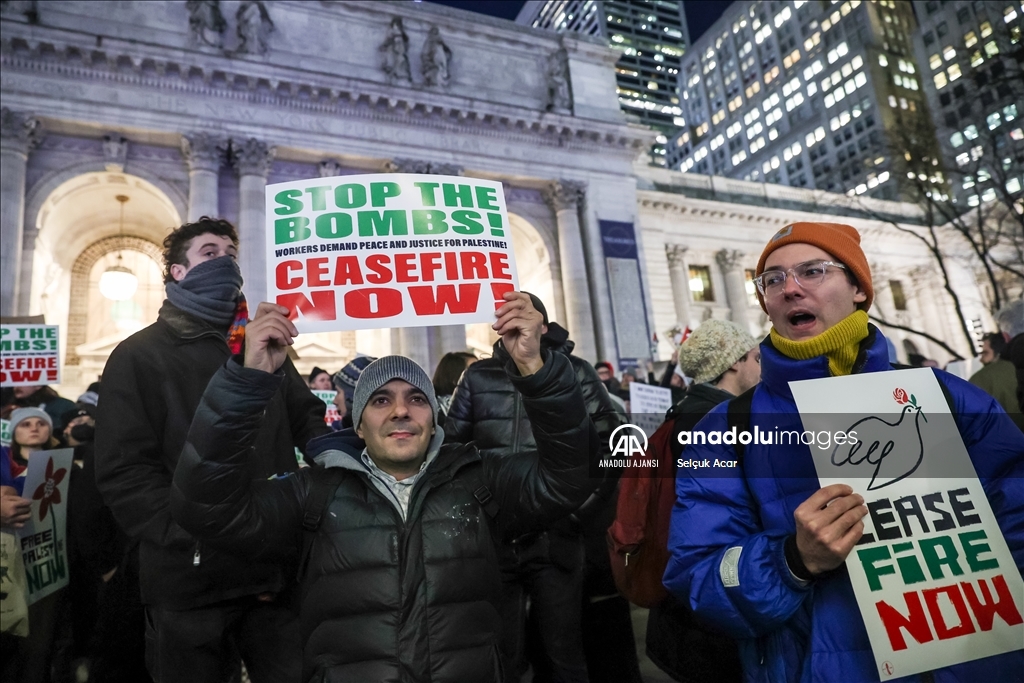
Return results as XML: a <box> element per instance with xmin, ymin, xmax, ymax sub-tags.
<box><xmin>893</xmin><ymin>388</ymin><xmax>909</xmax><ymax>405</ymax></box>
<box><xmin>31</xmin><ymin>458</ymin><xmax>67</xmax><ymax>522</ymax></box>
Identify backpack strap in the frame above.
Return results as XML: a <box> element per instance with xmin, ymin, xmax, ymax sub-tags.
<box><xmin>727</xmin><ymin>386</ymin><xmax>758</xmax><ymax>464</ymax></box>
<box><xmin>302</xmin><ymin>467</ymin><xmax>346</xmax><ymax>532</ymax></box>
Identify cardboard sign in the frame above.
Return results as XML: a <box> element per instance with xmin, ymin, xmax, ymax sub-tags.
<box><xmin>790</xmin><ymin>368</ymin><xmax>1024</xmax><ymax>680</ymax></box>
<box><xmin>0</xmin><ymin>419</ymin><xmax>10</xmax><ymax>448</ymax></box>
<box><xmin>265</xmin><ymin>174</ymin><xmax>519</xmax><ymax>333</ymax></box>
<box><xmin>17</xmin><ymin>449</ymin><xmax>74</xmax><ymax>605</ymax></box>
<box><xmin>312</xmin><ymin>389</ymin><xmax>341</xmax><ymax>425</ymax></box>
<box><xmin>629</xmin><ymin>382</ymin><xmax>673</xmax><ymax>437</ymax></box>
<box><xmin>1</xmin><ymin>324</ymin><xmax>60</xmax><ymax>387</ymax></box>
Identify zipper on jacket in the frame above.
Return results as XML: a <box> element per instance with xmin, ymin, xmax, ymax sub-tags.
<box><xmin>511</xmin><ymin>393</ymin><xmax>522</xmax><ymax>456</ymax></box>
<box><xmin>193</xmin><ymin>541</ymin><xmax>202</xmax><ymax>567</ymax></box>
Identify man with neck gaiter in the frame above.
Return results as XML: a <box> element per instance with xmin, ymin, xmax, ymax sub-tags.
<box><xmin>96</xmin><ymin>218</ymin><xmax>328</xmax><ymax>683</ymax></box>
<box><xmin>662</xmin><ymin>222</ymin><xmax>1024</xmax><ymax>683</ymax></box>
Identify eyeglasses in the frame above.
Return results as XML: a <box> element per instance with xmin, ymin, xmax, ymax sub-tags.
<box><xmin>753</xmin><ymin>260</ymin><xmax>848</xmax><ymax>297</ymax></box>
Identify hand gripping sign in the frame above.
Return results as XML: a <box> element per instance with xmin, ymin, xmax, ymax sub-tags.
<box><xmin>266</xmin><ymin>174</ymin><xmax>519</xmax><ymax>333</ymax></box>
<box><xmin>790</xmin><ymin>368</ymin><xmax>1024</xmax><ymax>680</ymax></box>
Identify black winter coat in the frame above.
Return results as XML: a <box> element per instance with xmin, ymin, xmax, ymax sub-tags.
<box><xmin>95</xmin><ymin>302</ymin><xmax>328</xmax><ymax>609</ymax></box>
<box><xmin>170</xmin><ymin>350</ymin><xmax>597</xmax><ymax>683</ymax></box>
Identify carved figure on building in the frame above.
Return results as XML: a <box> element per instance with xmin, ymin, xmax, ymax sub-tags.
<box><xmin>1</xmin><ymin>0</ymin><xmax>39</xmax><ymax>23</ymax></box>
<box><xmin>421</xmin><ymin>26</ymin><xmax>452</xmax><ymax>88</ymax></box>
<box><xmin>545</xmin><ymin>48</ymin><xmax>572</xmax><ymax>112</ymax></box>
<box><xmin>0</xmin><ymin>107</ymin><xmax>42</xmax><ymax>152</ymax></box>
<box><xmin>383</xmin><ymin>158</ymin><xmax>463</xmax><ymax>176</ymax></box>
<box><xmin>380</xmin><ymin>17</ymin><xmax>411</xmax><ymax>85</ymax></box>
<box><xmin>186</xmin><ymin>0</ymin><xmax>226</xmax><ymax>49</ymax></box>
<box><xmin>236</xmin><ymin>0</ymin><xmax>273</xmax><ymax>55</ymax></box>
<box><xmin>102</xmin><ymin>133</ymin><xmax>129</xmax><ymax>172</ymax></box>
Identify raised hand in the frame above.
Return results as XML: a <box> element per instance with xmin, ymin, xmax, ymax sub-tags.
<box><xmin>793</xmin><ymin>483</ymin><xmax>867</xmax><ymax>576</ymax></box>
<box><xmin>492</xmin><ymin>291</ymin><xmax>546</xmax><ymax>376</ymax></box>
<box><xmin>243</xmin><ymin>302</ymin><xmax>297</xmax><ymax>374</ymax></box>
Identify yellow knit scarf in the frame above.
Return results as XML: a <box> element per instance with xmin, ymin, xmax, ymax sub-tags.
<box><xmin>770</xmin><ymin>310</ymin><xmax>870</xmax><ymax>376</ymax></box>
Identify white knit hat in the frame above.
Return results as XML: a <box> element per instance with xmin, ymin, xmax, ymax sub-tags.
<box><xmin>677</xmin><ymin>320</ymin><xmax>758</xmax><ymax>384</ymax></box>
<box><xmin>10</xmin><ymin>407</ymin><xmax>53</xmax><ymax>432</ymax></box>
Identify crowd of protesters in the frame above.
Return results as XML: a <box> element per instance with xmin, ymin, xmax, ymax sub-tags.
<box><xmin>1</xmin><ymin>215</ymin><xmax>1021</xmax><ymax>683</ymax></box>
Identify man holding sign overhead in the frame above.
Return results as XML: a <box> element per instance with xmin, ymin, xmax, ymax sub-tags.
<box><xmin>170</xmin><ymin>291</ymin><xmax>597</xmax><ymax>683</ymax></box>
<box><xmin>663</xmin><ymin>222</ymin><xmax>1023</xmax><ymax>682</ymax></box>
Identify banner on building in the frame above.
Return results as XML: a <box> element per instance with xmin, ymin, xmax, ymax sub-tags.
<box><xmin>0</xmin><ymin>324</ymin><xmax>60</xmax><ymax>387</ymax></box>
<box><xmin>265</xmin><ymin>174</ymin><xmax>519</xmax><ymax>333</ymax></box>
<box><xmin>598</xmin><ymin>220</ymin><xmax>652</xmax><ymax>369</ymax></box>
<box><xmin>790</xmin><ymin>368</ymin><xmax>1024</xmax><ymax>680</ymax></box>
<box><xmin>17</xmin><ymin>448</ymin><xmax>74</xmax><ymax>605</ymax></box>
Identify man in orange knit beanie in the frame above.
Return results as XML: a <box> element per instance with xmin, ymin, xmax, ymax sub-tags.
<box><xmin>663</xmin><ymin>222</ymin><xmax>1024</xmax><ymax>683</ymax></box>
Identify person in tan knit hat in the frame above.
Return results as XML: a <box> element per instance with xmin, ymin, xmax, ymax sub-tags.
<box><xmin>676</xmin><ymin>319</ymin><xmax>760</xmax><ymax>392</ymax></box>
<box><xmin>663</xmin><ymin>220</ymin><xmax>1024</xmax><ymax>683</ymax></box>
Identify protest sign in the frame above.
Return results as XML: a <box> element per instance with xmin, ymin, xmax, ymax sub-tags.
<box><xmin>265</xmin><ymin>173</ymin><xmax>519</xmax><ymax>333</ymax></box>
<box><xmin>790</xmin><ymin>368</ymin><xmax>1024</xmax><ymax>680</ymax></box>
<box><xmin>312</xmin><ymin>389</ymin><xmax>341</xmax><ymax>425</ymax></box>
<box><xmin>17</xmin><ymin>448</ymin><xmax>74</xmax><ymax>605</ymax></box>
<box><xmin>1</xmin><ymin>324</ymin><xmax>60</xmax><ymax>387</ymax></box>
<box><xmin>629</xmin><ymin>383</ymin><xmax>673</xmax><ymax>438</ymax></box>
<box><xmin>0</xmin><ymin>419</ymin><xmax>10</xmax><ymax>447</ymax></box>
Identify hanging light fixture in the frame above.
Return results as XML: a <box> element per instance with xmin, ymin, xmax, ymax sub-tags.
<box><xmin>98</xmin><ymin>194</ymin><xmax>138</xmax><ymax>301</ymax></box>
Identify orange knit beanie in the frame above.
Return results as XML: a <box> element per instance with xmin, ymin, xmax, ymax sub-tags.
<box><xmin>754</xmin><ymin>222</ymin><xmax>873</xmax><ymax>313</ymax></box>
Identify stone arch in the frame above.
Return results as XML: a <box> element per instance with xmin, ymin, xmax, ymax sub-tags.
<box><xmin>508</xmin><ymin>211</ymin><xmax>565</xmax><ymax>323</ymax></box>
<box><xmin>25</xmin><ymin>160</ymin><xmax>186</xmax><ymax>237</ymax></box>
<box><xmin>65</xmin><ymin>235</ymin><xmax>163</xmax><ymax>366</ymax></box>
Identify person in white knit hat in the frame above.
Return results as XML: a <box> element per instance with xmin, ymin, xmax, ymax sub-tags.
<box><xmin>646</xmin><ymin>319</ymin><xmax>759</xmax><ymax>683</ymax></box>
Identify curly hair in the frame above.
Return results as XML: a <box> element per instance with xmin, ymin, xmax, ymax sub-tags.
<box><xmin>162</xmin><ymin>217</ymin><xmax>239</xmax><ymax>283</ymax></box>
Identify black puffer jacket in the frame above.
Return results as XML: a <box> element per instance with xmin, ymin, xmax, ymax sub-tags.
<box><xmin>444</xmin><ymin>323</ymin><xmax>624</xmax><ymax>515</ymax></box>
<box><xmin>96</xmin><ymin>302</ymin><xmax>328</xmax><ymax>609</ymax></box>
<box><xmin>170</xmin><ymin>350</ymin><xmax>597</xmax><ymax>683</ymax></box>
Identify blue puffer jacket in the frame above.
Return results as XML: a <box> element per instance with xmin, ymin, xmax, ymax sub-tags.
<box><xmin>663</xmin><ymin>326</ymin><xmax>1024</xmax><ymax>683</ymax></box>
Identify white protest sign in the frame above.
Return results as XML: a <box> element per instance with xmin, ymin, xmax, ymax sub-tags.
<box><xmin>790</xmin><ymin>368</ymin><xmax>1024</xmax><ymax>680</ymax></box>
<box><xmin>629</xmin><ymin>382</ymin><xmax>673</xmax><ymax>438</ymax></box>
<box><xmin>1</xmin><ymin>324</ymin><xmax>60</xmax><ymax>387</ymax></box>
<box><xmin>0</xmin><ymin>419</ymin><xmax>10</xmax><ymax>447</ymax></box>
<box><xmin>312</xmin><ymin>389</ymin><xmax>341</xmax><ymax>425</ymax></box>
<box><xmin>17</xmin><ymin>448</ymin><xmax>74</xmax><ymax>605</ymax></box>
<box><xmin>265</xmin><ymin>174</ymin><xmax>519</xmax><ymax>333</ymax></box>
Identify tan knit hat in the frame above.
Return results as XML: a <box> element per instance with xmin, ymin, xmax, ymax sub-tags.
<box><xmin>677</xmin><ymin>320</ymin><xmax>758</xmax><ymax>384</ymax></box>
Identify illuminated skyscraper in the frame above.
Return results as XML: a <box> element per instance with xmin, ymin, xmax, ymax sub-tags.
<box><xmin>517</xmin><ymin>0</ymin><xmax>690</xmax><ymax>165</ymax></box>
<box><xmin>667</xmin><ymin>0</ymin><xmax>942</xmax><ymax>200</ymax></box>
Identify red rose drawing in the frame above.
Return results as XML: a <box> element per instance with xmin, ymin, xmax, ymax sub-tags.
<box><xmin>893</xmin><ymin>388</ymin><xmax>909</xmax><ymax>405</ymax></box>
<box><xmin>31</xmin><ymin>458</ymin><xmax>67</xmax><ymax>522</ymax></box>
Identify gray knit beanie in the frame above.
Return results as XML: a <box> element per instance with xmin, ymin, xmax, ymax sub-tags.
<box><xmin>351</xmin><ymin>356</ymin><xmax>439</xmax><ymax>430</ymax></box>
<box><xmin>677</xmin><ymin>320</ymin><xmax>758</xmax><ymax>384</ymax></box>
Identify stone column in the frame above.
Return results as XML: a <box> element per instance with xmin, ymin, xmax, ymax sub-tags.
<box><xmin>232</xmin><ymin>138</ymin><xmax>275</xmax><ymax>302</ymax></box>
<box><xmin>543</xmin><ymin>180</ymin><xmax>597</xmax><ymax>362</ymax></box>
<box><xmin>181</xmin><ymin>132</ymin><xmax>224</xmax><ymax>221</ymax></box>
<box><xmin>0</xmin><ymin>108</ymin><xmax>41</xmax><ymax>316</ymax></box>
<box><xmin>665</xmin><ymin>244</ymin><xmax>693</xmax><ymax>330</ymax></box>
<box><xmin>716</xmin><ymin>249</ymin><xmax>752</xmax><ymax>333</ymax></box>
<box><xmin>398</xmin><ymin>327</ymin><xmax>432</xmax><ymax>372</ymax></box>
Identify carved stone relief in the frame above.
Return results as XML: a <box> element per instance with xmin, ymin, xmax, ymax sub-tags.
<box><xmin>236</xmin><ymin>1</ymin><xmax>273</xmax><ymax>55</ymax></box>
<box><xmin>421</xmin><ymin>26</ymin><xmax>451</xmax><ymax>88</ymax></box>
<box><xmin>380</xmin><ymin>17</ymin><xmax>412</xmax><ymax>85</ymax></box>
<box><xmin>186</xmin><ymin>0</ymin><xmax>226</xmax><ymax>49</ymax></box>
<box><xmin>102</xmin><ymin>132</ymin><xmax>128</xmax><ymax>171</ymax></box>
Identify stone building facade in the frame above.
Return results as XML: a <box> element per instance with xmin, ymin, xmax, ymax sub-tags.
<box><xmin>0</xmin><ymin>1</ymin><xmax>991</xmax><ymax>397</ymax></box>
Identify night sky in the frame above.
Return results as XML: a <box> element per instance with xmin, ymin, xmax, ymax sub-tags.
<box><xmin>421</xmin><ymin>0</ymin><xmax>733</xmax><ymax>42</ymax></box>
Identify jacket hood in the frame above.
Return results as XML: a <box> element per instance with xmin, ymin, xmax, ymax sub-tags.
<box><xmin>760</xmin><ymin>324</ymin><xmax>891</xmax><ymax>401</ymax></box>
<box><xmin>491</xmin><ymin>321</ymin><xmax>575</xmax><ymax>361</ymax></box>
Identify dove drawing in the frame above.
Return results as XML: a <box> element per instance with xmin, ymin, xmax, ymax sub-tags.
<box><xmin>831</xmin><ymin>402</ymin><xmax>925</xmax><ymax>490</ymax></box>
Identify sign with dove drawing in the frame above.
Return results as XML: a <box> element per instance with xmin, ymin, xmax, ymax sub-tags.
<box><xmin>790</xmin><ymin>368</ymin><xmax>1024</xmax><ymax>680</ymax></box>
